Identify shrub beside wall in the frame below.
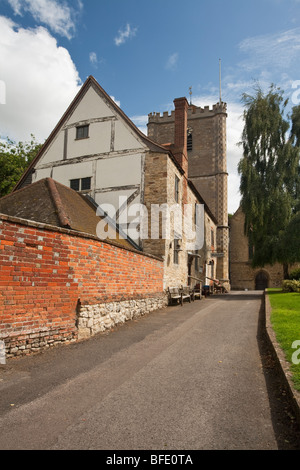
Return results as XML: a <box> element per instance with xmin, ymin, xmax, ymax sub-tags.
<box><xmin>282</xmin><ymin>279</ymin><xmax>300</xmax><ymax>293</ymax></box>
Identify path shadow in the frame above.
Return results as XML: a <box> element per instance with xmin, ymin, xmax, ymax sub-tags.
<box><xmin>257</xmin><ymin>296</ymin><xmax>300</xmax><ymax>449</ymax></box>
<box><xmin>210</xmin><ymin>291</ymin><xmax>264</xmax><ymax>302</ymax></box>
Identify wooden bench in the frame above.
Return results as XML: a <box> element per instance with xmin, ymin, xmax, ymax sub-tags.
<box><xmin>213</xmin><ymin>281</ymin><xmax>228</xmax><ymax>294</ymax></box>
<box><xmin>193</xmin><ymin>282</ymin><xmax>202</xmax><ymax>300</ymax></box>
<box><xmin>181</xmin><ymin>286</ymin><xmax>192</xmax><ymax>304</ymax></box>
<box><xmin>167</xmin><ymin>287</ymin><xmax>192</xmax><ymax>306</ymax></box>
<box><xmin>167</xmin><ymin>287</ymin><xmax>182</xmax><ymax>305</ymax></box>
<box><xmin>214</xmin><ymin>282</ymin><xmax>223</xmax><ymax>294</ymax></box>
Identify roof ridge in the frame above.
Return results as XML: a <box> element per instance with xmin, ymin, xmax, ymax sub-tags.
<box><xmin>46</xmin><ymin>178</ymin><xmax>71</xmax><ymax>228</ymax></box>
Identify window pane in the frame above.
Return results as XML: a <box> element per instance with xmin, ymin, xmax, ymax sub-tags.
<box><xmin>70</xmin><ymin>179</ymin><xmax>80</xmax><ymax>191</ymax></box>
<box><xmin>175</xmin><ymin>175</ymin><xmax>179</xmax><ymax>202</ymax></box>
<box><xmin>173</xmin><ymin>239</ymin><xmax>179</xmax><ymax>264</ymax></box>
<box><xmin>211</xmin><ymin>229</ymin><xmax>214</xmax><ymax>247</ymax></box>
<box><xmin>76</xmin><ymin>125</ymin><xmax>89</xmax><ymax>139</ymax></box>
<box><xmin>81</xmin><ymin>177</ymin><xmax>91</xmax><ymax>191</ymax></box>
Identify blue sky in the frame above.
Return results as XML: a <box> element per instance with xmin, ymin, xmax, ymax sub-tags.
<box><xmin>1</xmin><ymin>0</ymin><xmax>300</xmax><ymax>212</ymax></box>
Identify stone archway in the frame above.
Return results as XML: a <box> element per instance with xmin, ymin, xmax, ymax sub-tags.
<box><xmin>255</xmin><ymin>270</ymin><xmax>269</xmax><ymax>290</ymax></box>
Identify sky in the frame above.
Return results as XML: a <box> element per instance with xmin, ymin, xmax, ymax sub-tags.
<box><xmin>1</xmin><ymin>0</ymin><xmax>300</xmax><ymax>214</ymax></box>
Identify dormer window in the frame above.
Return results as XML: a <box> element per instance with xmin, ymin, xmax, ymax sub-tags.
<box><xmin>76</xmin><ymin>125</ymin><xmax>89</xmax><ymax>140</ymax></box>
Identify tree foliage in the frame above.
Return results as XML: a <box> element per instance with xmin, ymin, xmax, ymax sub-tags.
<box><xmin>238</xmin><ymin>84</ymin><xmax>300</xmax><ymax>269</ymax></box>
<box><xmin>0</xmin><ymin>135</ymin><xmax>42</xmax><ymax>198</ymax></box>
<box><xmin>278</xmin><ymin>211</ymin><xmax>300</xmax><ymax>264</ymax></box>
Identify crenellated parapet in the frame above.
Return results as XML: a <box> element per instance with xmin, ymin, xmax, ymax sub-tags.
<box><xmin>148</xmin><ymin>102</ymin><xmax>227</xmax><ymax>123</ymax></box>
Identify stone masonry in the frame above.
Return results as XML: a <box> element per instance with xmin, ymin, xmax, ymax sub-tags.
<box><xmin>229</xmin><ymin>206</ymin><xmax>300</xmax><ymax>290</ymax></box>
<box><xmin>147</xmin><ymin>102</ymin><xmax>230</xmax><ymax>289</ymax></box>
<box><xmin>77</xmin><ymin>295</ymin><xmax>167</xmax><ymax>339</ymax></box>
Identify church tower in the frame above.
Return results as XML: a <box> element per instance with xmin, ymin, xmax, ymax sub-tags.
<box><xmin>147</xmin><ymin>100</ymin><xmax>230</xmax><ymax>288</ymax></box>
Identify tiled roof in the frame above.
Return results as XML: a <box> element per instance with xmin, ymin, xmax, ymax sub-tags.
<box><xmin>0</xmin><ymin>178</ymin><xmax>137</xmax><ymax>249</ymax></box>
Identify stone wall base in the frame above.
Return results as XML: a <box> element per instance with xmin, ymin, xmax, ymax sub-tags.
<box><xmin>78</xmin><ymin>294</ymin><xmax>168</xmax><ymax>339</ymax></box>
<box><xmin>1</xmin><ymin>295</ymin><xmax>168</xmax><ymax>358</ymax></box>
<box><xmin>2</xmin><ymin>329</ymin><xmax>77</xmax><ymax>359</ymax></box>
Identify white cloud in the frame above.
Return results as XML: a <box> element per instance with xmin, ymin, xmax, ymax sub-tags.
<box><xmin>89</xmin><ymin>52</ymin><xmax>106</xmax><ymax>69</ymax></box>
<box><xmin>110</xmin><ymin>96</ymin><xmax>121</xmax><ymax>107</ymax></box>
<box><xmin>219</xmin><ymin>28</ymin><xmax>300</xmax><ymax>212</ymax></box>
<box><xmin>239</xmin><ymin>28</ymin><xmax>300</xmax><ymax>72</ymax></box>
<box><xmin>226</xmin><ymin>102</ymin><xmax>244</xmax><ymax>213</ymax></box>
<box><xmin>7</xmin><ymin>0</ymin><xmax>80</xmax><ymax>39</ymax></box>
<box><xmin>165</xmin><ymin>53</ymin><xmax>178</xmax><ymax>71</ymax></box>
<box><xmin>0</xmin><ymin>16</ymin><xmax>81</xmax><ymax>142</ymax></box>
<box><xmin>114</xmin><ymin>23</ymin><xmax>137</xmax><ymax>46</ymax></box>
<box><xmin>131</xmin><ymin>115</ymin><xmax>148</xmax><ymax>135</ymax></box>
<box><xmin>235</xmin><ymin>28</ymin><xmax>300</xmax><ymax>113</ymax></box>
<box><xmin>89</xmin><ymin>52</ymin><xmax>98</xmax><ymax>65</ymax></box>
<box><xmin>0</xmin><ymin>80</ymin><xmax>6</xmax><ymax>105</ymax></box>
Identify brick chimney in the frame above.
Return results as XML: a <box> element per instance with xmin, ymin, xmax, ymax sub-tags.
<box><xmin>173</xmin><ymin>97</ymin><xmax>189</xmax><ymax>175</ymax></box>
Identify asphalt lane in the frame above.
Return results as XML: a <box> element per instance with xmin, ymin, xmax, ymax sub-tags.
<box><xmin>0</xmin><ymin>291</ymin><xmax>300</xmax><ymax>450</ymax></box>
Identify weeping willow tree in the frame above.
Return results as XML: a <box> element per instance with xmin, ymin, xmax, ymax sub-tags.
<box><xmin>238</xmin><ymin>84</ymin><xmax>300</xmax><ymax>276</ymax></box>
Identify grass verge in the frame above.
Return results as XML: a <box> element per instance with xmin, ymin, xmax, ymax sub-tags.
<box><xmin>268</xmin><ymin>288</ymin><xmax>300</xmax><ymax>392</ymax></box>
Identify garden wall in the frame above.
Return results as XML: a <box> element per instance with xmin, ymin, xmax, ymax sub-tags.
<box><xmin>0</xmin><ymin>214</ymin><xmax>166</xmax><ymax>357</ymax></box>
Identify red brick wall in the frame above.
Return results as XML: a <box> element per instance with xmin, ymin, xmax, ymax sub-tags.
<box><xmin>0</xmin><ymin>215</ymin><xmax>164</xmax><ymax>355</ymax></box>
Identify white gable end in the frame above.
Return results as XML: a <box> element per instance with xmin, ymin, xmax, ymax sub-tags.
<box><xmin>36</xmin><ymin>82</ymin><xmax>146</xmax><ymax>170</ymax></box>
<box><xmin>114</xmin><ymin>120</ymin><xmax>144</xmax><ymax>151</ymax></box>
<box><xmin>36</xmin><ymin>130</ymin><xmax>65</xmax><ymax>166</ymax></box>
<box><xmin>66</xmin><ymin>85</ymin><xmax>114</xmax><ymax>124</ymax></box>
<box><xmin>31</xmin><ymin>78</ymin><xmax>147</xmax><ymax>246</ymax></box>
<box><xmin>18</xmin><ymin>76</ymin><xmax>167</xmax><ymax>247</ymax></box>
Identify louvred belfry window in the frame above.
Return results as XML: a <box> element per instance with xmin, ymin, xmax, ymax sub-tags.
<box><xmin>187</xmin><ymin>129</ymin><xmax>193</xmax><ymax>151</ymax></box>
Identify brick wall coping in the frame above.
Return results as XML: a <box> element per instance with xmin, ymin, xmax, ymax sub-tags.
<box><xmin>0</xmin><ymin>212</ymin><xmax>163</xmax><ymax>263</ymax></box>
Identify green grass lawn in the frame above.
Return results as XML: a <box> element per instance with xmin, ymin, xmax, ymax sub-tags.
<box><xmin>268</xmin><ymin>289</ymin><xmax>300</xmax><ymax>392</ymax></box>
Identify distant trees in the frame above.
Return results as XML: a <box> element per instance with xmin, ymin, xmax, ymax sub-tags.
<box><xmin>238</xmin><ymin>84</ymin><xmax>300</xmax><ymax>275</ymax></box>
<box><xmin>0</xmin><ymin>135</ymin><xmax>42</xmax><ymax>198</ymax></box>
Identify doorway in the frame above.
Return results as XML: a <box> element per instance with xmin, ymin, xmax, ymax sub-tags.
<box><xmin>255</xmin><ymin>271</ymin><xmax>269</xmax><ymax>290</ymax></box>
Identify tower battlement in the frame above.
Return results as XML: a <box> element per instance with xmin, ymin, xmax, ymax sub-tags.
<box><xmin>148</xmin><ymin>102</ymin><xmax>227</xmax><ymax>123</ymax></box>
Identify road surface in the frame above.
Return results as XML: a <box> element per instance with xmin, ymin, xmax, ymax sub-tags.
<box><xmin>0</xmin><ymin>291</ymin><xmax>299</xmax><ymax>450</ymax></box>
